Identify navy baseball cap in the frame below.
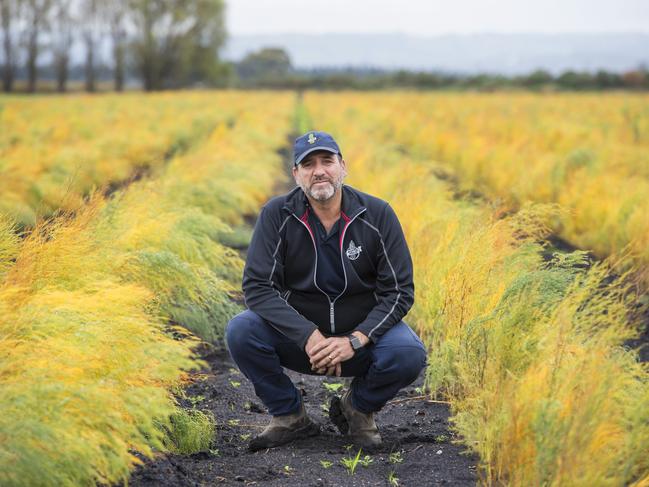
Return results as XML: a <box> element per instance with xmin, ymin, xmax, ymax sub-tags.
<box><xmin>293</xmin><ymin>131</ymin><xmax>342</xmax><ymax>167</ymax></box>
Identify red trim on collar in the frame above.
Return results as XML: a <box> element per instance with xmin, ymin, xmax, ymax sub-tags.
<box><xmin>340</xmin><ymin>211</ymin><xmax>351</xmax><ymax>250</ymax></box>
<box><xmin>300</xmin><ymin>208</ymin><xmax>316</xmax><ymax>242</ymax></box>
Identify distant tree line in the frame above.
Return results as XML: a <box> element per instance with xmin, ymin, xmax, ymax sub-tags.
<box><xmin>0</xmin><ymin>0</ymin><xmax>227</xmax><ymax>92</ymax></box>
<box><xmin>2</xmin><ymin>13</ymin><xmax>648</xmax><ymax>94</ymax></box>
<box><xmin>234</xmin><ymin>49</ymin><xmax>649</xmax><ymax>91</ymax></box>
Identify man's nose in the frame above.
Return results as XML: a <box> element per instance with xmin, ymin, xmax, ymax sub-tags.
<box><xmin>313</xmin><ymin>162</ymin><xmax>326</xmax><ymax>176</ymax></box>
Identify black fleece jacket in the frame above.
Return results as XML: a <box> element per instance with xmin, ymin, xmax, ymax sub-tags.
<box><xmin>242</xmin><ymin>184</ymin><xmax>414</xmax><ymax>350</ymax></box>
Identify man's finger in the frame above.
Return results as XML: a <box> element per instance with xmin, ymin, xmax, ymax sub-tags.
<box><xmin>313</xmin><ymin>358</ymin><xmax>332</xmax><ymax>370</ymax></box>
<box><xmin>335</xmin><ymin>363</ymin><xmax>342</xmax><ymax>377</ymax></box>
<box><xmin>315</xmin><ymin>339</ymin><xmax>349</xmax><ymax>364</ymax></box>
<box><xmin>310</xmin><ymin>344</ymin><xmax>336</xmax><ymax>365</ymax></box>
<box><xmin>313</xmin><ymin>347</ymin><xmax>340</xmax><ymax>368</ymax></box>
<box><xmin>312</xmin><ymin>353</ymin><xmax>334</xmax><ymax>368</ymax></box>
<box><xmin>312</xmin><ymin>359</ymin><xmax>328</xmax><ymax>371</ymax></box>
<box><xmin>307</xmin><ymin>338</ymin><xmax>332</xmax><ymax>357</ymax></box>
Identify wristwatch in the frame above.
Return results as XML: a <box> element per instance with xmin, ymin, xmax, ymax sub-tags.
<box><xmin>348</xmin><ymin>334</ymin><xmax>363</xmax><ymax>351</ymax></box>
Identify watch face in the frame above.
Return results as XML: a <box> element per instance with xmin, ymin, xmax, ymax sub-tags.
<box><xmin>350</xmin><ymin>335</ymin><xmax>362</xmax><ymax>350</ymax></box>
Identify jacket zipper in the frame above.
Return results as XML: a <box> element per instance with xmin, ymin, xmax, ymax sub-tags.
<box><xmin>291</xmin><ymin>208</ymin><xmax>367</xmax><ymax>334</ymax></box>
<box><xmin>292</xmin><ymin>213</ymin><xmax>335</xmax><ymax>332</ymax></box>
<box><xmin>332</xmin><ymin>209</ymin><xmax>367</xmax><ymax>311</ymax></box>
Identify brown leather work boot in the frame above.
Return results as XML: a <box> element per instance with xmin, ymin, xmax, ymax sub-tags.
<box><xmin>329</xmin><ymin>389</ymin><xmax>382</xmax><ymax>450</ymax></box>
<box><xmin>248</xmin><ymin>402</ymin><xmax>320</xmax><ymax>452</ymax></box>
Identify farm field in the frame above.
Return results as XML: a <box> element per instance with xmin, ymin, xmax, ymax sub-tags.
<box><xmin>0</xmin><ymin>92</ymin><xmax>247</xmax><ymax>227</ymax></box>
<box><xmin>0</xmin><ymin>91</ymin><xmax>647</xmax><ymax>486</ymax></box>
<box><xmin>305</xmin><ymin>92</ymin><xmax>649</xmax><ymax>286</ymax></box>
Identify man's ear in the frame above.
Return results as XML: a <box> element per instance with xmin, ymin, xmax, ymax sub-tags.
<box><xmin>340</xmin><ymin>158</ymin><xmax>347</xmax><ymax>175</ymax></box>
<box><xmin>292</xmin><ymin>165</ymin><xmax>299</xmax><ymax>182</ymax></box>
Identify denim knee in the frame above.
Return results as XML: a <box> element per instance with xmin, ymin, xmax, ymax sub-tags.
<box><xmin>399</xmin><ymin>347</ymin><xmax>427</xmax><ymax>383</ymax></box>
<box><xmin>375</xmin><ymin>346</ymin><xmax>427</xmax><ymax>384</ymax></box>
<box><xmin>225</xmin><ymin>311</ymin><xmax>257</xmax><ymax>356</ymax></box>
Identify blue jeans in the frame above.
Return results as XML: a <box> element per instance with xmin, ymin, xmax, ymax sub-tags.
<box><xmin>225</xmin><ymin>310</ymin><xmax>427</xmax><ymax>416</ymax></box>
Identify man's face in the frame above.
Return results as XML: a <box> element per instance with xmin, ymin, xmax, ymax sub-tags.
<box><xmin>293</xmin><ymin>150</ymin><xmax>347</xmax><ymax>203</ymax></box>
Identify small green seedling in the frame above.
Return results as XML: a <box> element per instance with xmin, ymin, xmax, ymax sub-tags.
<box><xmin>187</xmin><ymin>394</ymin><xmax>205</xmax><ymax>406</ymax></box>
<box><xmin>227</xmin><ymin>419</ymin><xmax>240</xmax><ymax>426</ymax></box>
<box><xmin>388</xmin><ymin>451</ymin><xmax>404</xmax><ymax>464</ymax></box>
<box><xmin>388</xmin><ymin>471</ymin><xmax>400</xmax><ymax>486</ymax></box>
<box><xmin>320</xmin><ymin>403</ymin><xmax>330</xmax><ymax>413</ymax></box>
<box><xmin>434</xmin><ymin>434</ymin><xmax>449</xmax><ymax>443</ymax></box>
<box><xmin>323</xmin><ymin>382</ymin><xmax>344</xmax><ymax>393</ymax></box>
<box><xmin>229</xmin><ymin>380</ymin><xmax>241</xmax><ymax>388</ymax></box>
<box><xmin>343</xmin><ymin>444</ymin><xmax>354</xmax><ymax>451</ymax></box>
<box><xmin>340</xmin><ymin>448</ymin><xmax>363</xmax><ymax>475</ymax></box>
<box><xmin>414</xmin><ymin>386</ymin><xmax>423</xmax><ymax>394</ymax></box>
<box><xmin>209</xmin><ymin>448</ymin><xmax>220</xmax><ymax>457</ymax></box>
<box><xmin>283</xmin><ymin>465</ymin><xmax>293</xmax><ymax>473</ymax></box>
<box><xmin>320</xmin><ymin>460</ymin><xmax>333</xmax><ymax>469</ymax></box>
<box><xmin>359</xmin><ymin>454</ymin><xmax>373</xmax><ymax>468</ymax></box>
<box><xmin>228</xmin><ymin>368</ymin><xmax>240</xmax><ymax>375</ymax></box>
<box><xmin>239</xmin><ymin>434</ymin><xmax>251</xmax><ymax>441</ymax></box>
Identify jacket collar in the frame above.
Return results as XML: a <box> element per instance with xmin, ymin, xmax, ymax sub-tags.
<box><xmin>283</xmin><ymin>184</ymin><xmax>366</xmax><ymax>219</ymax></box>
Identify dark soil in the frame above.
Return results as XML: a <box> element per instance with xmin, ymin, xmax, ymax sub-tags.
<box><xmin>127</xmin><ymin>345</ymin><xmax>479</xmax><ymax>487</ymax></box>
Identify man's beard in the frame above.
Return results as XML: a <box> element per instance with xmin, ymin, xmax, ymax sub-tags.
<box><xmin>300</xmin><ymin>175</ymin><xmax>344</xmax><ymax>202</ymax></box>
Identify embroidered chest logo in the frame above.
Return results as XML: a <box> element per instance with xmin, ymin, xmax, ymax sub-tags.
<box><xmin>346</xmin><ymin>240</ymin><xmax>363</xmax><ymax>261</ymax></box>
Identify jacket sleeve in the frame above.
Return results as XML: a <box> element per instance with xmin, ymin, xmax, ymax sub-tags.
<box><xmin>242</xmin><ymin>205</ymin><xmax>318</xmax><ymax>350</ymax></box>
<box><xmin>355</xmin><ymin>203</ymin><xmax>415</xmax><ymax>343</ymax></box>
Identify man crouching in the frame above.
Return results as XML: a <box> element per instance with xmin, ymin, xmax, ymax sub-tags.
<box><xmin>225</xmin><ymin>131</ymin><xmax>427</xmax><ymax>451</ymax></box>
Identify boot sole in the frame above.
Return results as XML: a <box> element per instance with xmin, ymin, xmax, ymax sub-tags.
<box><xmin>248</xmin><ymin>421</ymin><xmax>320</xmax><ymax>452</ymax></box>
<box><xmin>328</xmin><ymin>395</ymin><xmax>349</xmax><ymax>435</ymax></box>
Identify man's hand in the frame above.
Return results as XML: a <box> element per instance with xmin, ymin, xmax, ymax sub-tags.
<box><xmin>305</xmin><ymin>329</ymin><xmax>327</xmax><ymax>353</ymax></box>
<box><xmin>308</xmin><ymin>336</ymin><xmax>355</xmax><ymax>376</ymax></box>
<box><xmin>304</xmin><ymin>329</ymin><xmax>338</xmax><ymax>375</ymax></box>
<box><xmin>305</xmin><ymin>330</ymin><xmax>370</xmax><ymax>376</ymax></box>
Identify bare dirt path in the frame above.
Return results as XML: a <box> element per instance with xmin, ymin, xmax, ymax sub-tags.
<box><xmin>128</xmin><ymin>345</ymin><xmax>479</xmax><ymax>487</ymax></box>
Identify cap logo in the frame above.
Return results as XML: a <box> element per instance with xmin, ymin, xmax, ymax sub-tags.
<box><xmin>307</xmin><ymin>133</ymin><xmax>317</xmax><ymax>144</ymax></box>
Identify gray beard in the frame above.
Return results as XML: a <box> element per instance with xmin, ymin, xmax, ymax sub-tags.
<box><xmin>300</xmin><ymin>178</ymin><xmax>344</xmax><ymax>202</ymax></box>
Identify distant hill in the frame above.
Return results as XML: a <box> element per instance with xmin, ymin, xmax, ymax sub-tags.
<box><xmin>223</xmin><ymin>32</ymin><xmax>649</xmax><ymax>75</ymax></box>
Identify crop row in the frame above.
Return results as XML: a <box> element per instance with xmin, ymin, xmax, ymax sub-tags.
<box><xmin>304</xmin><ymin>92</ymin><xmax>649</xmax><ymax>485</ymax></box>
<box><xmin>0</xmin><ymin>92</ymin><xmax>265</xmax><ymax>228</ymax></box>
<box><xmin>0</xmin><ymin>92</ymin><xmax>295</xmax><ymax>486</ymax></box>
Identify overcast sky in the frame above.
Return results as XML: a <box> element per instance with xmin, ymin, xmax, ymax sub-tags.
<box><xmin>227</xmin><ymin>0</ymin><xmax>649</xmax><ymax>36</ymax></box>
